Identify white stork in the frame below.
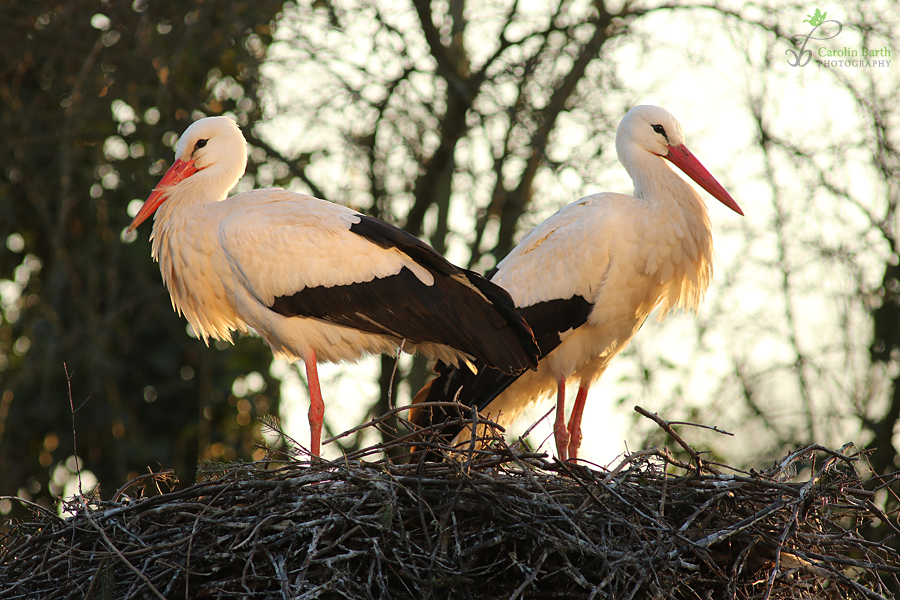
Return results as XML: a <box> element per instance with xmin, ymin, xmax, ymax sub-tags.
<box><xmin>127</xmin><ymin>116</ymin><xmax>539</xmax><ymax>457</ymax></box>
<box><xmin>411</xmin><ymin>105</ymin><xmax>743</xmax><ymax>461</ymax></box>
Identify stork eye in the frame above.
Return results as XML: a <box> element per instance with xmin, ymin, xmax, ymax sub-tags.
<box><xmin>195</xmin><ymin>139</ymin><xmax>208</xmax><ymax>150</ymax></box>
<box><xmin>651</xmin><ymin>124</ymin><xmax>667</xmax><ymax>138</ymax></box>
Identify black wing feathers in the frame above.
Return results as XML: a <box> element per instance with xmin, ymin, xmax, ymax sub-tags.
<box><xmin>518</xmin><ymin>296</ymin><xmax>594</xmax><ymax>360</ymax></box>
<box><xmin>268</xmin><ymin>215</ymin><xmax>539</xmax><ymax>374</ymax></box>
<box><xmin>411</xmin><ymin>295</ymin><xmax>593</xmax><ymax>434</ymax></box>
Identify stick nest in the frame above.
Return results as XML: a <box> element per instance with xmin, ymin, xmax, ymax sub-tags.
<box><xmin>2</xmin><ymin>406</ymin><xmax>899</xmax><ymax>599</ymax></box>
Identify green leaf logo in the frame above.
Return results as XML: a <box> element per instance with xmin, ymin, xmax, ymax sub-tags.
<box><xmin>803</xmin><ymin>8</ymin><xmax>827</xmax><ymax>26</ymax></box>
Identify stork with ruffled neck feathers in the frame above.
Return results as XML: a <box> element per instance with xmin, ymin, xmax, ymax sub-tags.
<box><xmin>128</xmin><ymin>116</ymin><xmax>539</xmax><ymax>457</ymax></box>
<box><xmin>411</xmin><ymin>105</ymin><xmax>743</xmax><ymax>461</ymax></box>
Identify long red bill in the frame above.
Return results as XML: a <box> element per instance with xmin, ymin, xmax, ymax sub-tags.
<box><xmin>127</xmin><ymin>159</ymin><xmax>198</xmax><ymax>232</ymax></box>
<box><xmin>664</xmin><ymin>144</ymin><xmax>743</xmax><ymax>216</ymax></box>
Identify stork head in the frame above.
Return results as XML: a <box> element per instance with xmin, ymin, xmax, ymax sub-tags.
<box><xmin>128</xmin><ymin>116</ymin><xmax>248</xmax><ymax>232</ymax></box>
<box><xmin>616</xmin><ymin>105</ymin><xmax>743</xmax><ymax>216</ymax></box>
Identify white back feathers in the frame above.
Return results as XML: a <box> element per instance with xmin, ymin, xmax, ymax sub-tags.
<box><xmin>128</xmin><ymin>116</ymin><xmax>540</xmax><ymax>457</ymax></box>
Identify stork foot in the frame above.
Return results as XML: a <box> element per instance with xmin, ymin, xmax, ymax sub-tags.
<box><xmin>566</xmin><ymin>427</ymin><xmax>582</xmax><ymax>461</ymax></box>
<box><xmin>554</xmin><ymin>418</ymin><xmax>570</xmax><ymax>462</ymax></box>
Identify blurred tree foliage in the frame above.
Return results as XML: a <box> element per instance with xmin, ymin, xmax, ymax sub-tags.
<box><xmin>0</xmin><ymin>0</ymin><xmax>289</xmax><ymax>516</ymax></box>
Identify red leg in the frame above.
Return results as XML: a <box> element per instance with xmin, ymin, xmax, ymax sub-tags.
<box><xmin>304</xmin><ymin>350</ymin><xmax>324</xmax><ymax>457</ymax></box>
<box><xmin>553</xmin><ymin>378</ymin><xmax>569</xmax><ymax>461</ymax></box>
<box><xmin>567</xmin><ymin>385</ymin><xmax>589</xmax><ymax>460</ymax></box>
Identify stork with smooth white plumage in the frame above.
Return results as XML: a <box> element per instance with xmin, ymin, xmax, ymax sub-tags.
<box><xmin>411</xmin><ymin>105</ymin><xmax>743</xmax><ymax>461</ymax></box>
<box><xmin>127</xmin><ymin>116</ymin><xmax>539</xmax><ymax>457</ymax></box>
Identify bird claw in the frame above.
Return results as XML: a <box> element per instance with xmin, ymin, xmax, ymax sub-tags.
<box><xmin>554</xmin><ymin>422</ymin><xmax>570</xmax><ymax>462</ymax></box>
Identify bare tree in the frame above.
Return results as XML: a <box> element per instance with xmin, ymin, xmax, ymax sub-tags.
<box><xmin>621</xmin><ymin>4</ymin><xmax>900</xmax><ymax>535</ymax></box>
<box><xmin>259</xmin><ymin>0</ymin><xmax>900</xmax><ymax>507</ymax></box>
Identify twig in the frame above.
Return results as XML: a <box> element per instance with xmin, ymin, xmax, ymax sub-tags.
<box><xmin>665</xmin><ymin>420</ymin><xmax>734</xmax><ymax>436</ymax></box>
<box><xmin>112</xmin><ymin>470</ymin><xmax>176</xmax><ymax>502</ymax></box>
<box><xmin>324</xmin><ymin>401</ymin><xmax>502</xmax><ymax>445</ymax></box>
<box><xmin>510</xmin><ymin>406</ymin><xmax>555</xmax><ymax>451</ymax></box>
<box><xmin>64</xmin><ymin>363</ymin><xmax>82</xmax><ymax>498</ymax></box>
<box><xmin>509</xmin><ymin>549</ymin><xmax>549</xmax><ymax>600</ymax></box>
<box><xmin>78</xmin><ymin>497</ymin><xmax>168</xmax><ymax>600</ymax></box>
<box><xmin>634</xmin><ymin>405</ymin><xmax>718</xmax><ymax>474</ymax></box>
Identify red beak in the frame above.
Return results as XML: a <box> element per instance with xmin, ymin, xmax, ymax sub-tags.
<box><xmin>127</xmin><ymin>159</ymin><xmax>198</xmax><ymax>232</ymax></box>
<box><xmin>664</xmin><ymin>144</ymin><xmax>743</xmax><ymax>216</ymax></box>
